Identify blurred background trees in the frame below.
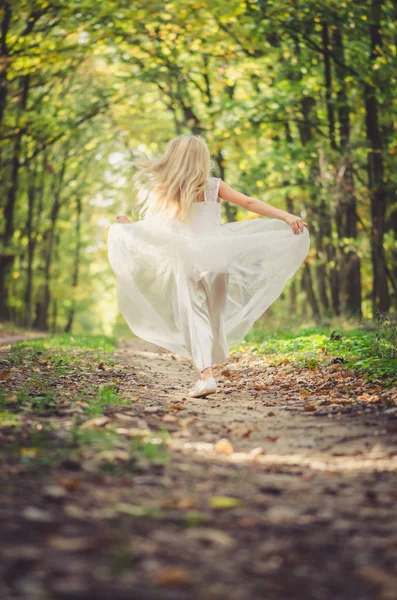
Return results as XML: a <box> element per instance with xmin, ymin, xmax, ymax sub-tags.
<box><xmin>0</xmin><ymin>0</ymin><xmax>396</xmax><ymax>334</ymax></box>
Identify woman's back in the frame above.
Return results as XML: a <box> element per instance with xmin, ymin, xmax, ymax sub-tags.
<box><xmin>190</xmin><ymin>177</ymin><xmax>221</xmax><ymax>234</ymax></box>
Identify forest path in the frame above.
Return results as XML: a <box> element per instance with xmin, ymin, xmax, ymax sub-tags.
<box><xmin>116</xmin><ymin>338</ymin><xmax>397</xmax><ymax>474</ymax></box>
<box><xmin>1</xmin><ymin>336</ymin><xmax>397</xmax><ymax>600</ymax></box>
<box><xmin>108</xmin><ymin>339</ymin><xmax>397</xmax><ymax>600</ymax></box>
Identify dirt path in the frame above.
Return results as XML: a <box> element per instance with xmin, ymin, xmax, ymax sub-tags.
<box><xmin>0</xmin><ymin>331</ymin><xmax>47</xmax><ymax>348</ymax></box>
<box><xmin>108</xmin><ymin>340</ymin><xmax>397</xmax><ymax>600</ymax></box>
<box><xmin>1</xmin><ymin>337</ymin><xmax>397</xmax><ymax>600</ymax></box>
<box><xmin>117</xmin><ymin>340</ymin><xmax>397</xmax><ymax>472</ymax></box>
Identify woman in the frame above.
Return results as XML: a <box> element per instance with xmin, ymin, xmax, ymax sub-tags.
<box><xmin>108</xmin><ymin>135</ymin><xmax>309</xmax><ymax>398</ymax></box>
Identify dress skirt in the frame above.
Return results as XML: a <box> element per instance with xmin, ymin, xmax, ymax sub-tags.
<box><xmin>108</xmin><ymin>213</ymin><xmax>310</xmax><ymax>372</ymax></box>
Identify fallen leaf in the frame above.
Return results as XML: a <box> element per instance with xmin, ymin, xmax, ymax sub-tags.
<box><xmin>179</xmin><ymin>416</ymin><xmax>196</xmax><ymax>427</ymax></box>
<box><xmin>23</xmin><ymin>506</ymin><xmax>54</xmax><ymax>523</ymax></box>
<box><xmin>56</xmin><ymin>478</ymin><xmax>80</xmax><ymax>491</ymax></box>
<box><xmin>159</xmin><ymin>498</ymin><xmax>178</xmax><ymax>509</ymax></box>
<box><xmin>210</xmin><ymin>496</ymin><xmax>243</xmax><ymax>510</ymax></box>
<box><xmin>162</xmin><ymin>414</ymin><xmax>178</xmax><ymax>423</ymax></box>
<box><xmin>304</xmin><ymin>403</ymin><xmax>316</xmax><ymax>411</ymax></box>
<box><xmin>221</xmin><ymin>369</ymin><xmax>233</xmax><ymax>379</ymax></box>
<box><xmin>357</xmin><ymin>565</ymin><xmax>397</xmax><ymax>589</ymax></box>
<box><xmin>5</xmin><ymin>393</ymin><xmax>17</xmax><ymax>403</ymax></box>
<box><xmin>43</xmin><ymin>485</ymin><xmax>67</xmax><ymax>501</ymax></box>
<box><xmin>47</xmin><ymin>535</ymin><xmax>101</xmax><ymax>552</ymax></box>
<box><xmin>214</xmin><ymin>438</ymin><xmax>234</xmax><ymax>454</ymax></box>
<box><xmin>115</xmin><ymin>427</ymin><xmax>151</xmax><ymax>437</ymax></box>
<box><xmin>79</xmin><ymin>416</ymin><xmax>109</xmax><ymax>430</ymax></box>
<box><xmin>177</xmin><ymin>496</ymin><xmax>198</xmax><ymax>510</ymax></box>
<box><xmin>186</xmin><ymin>528</ymin><xmax>236</xmax><ymax>548</ymax></box>
<box><xmin>156</xmin><ymin>566</ymin><xmax>192</xmax><ymax>587</ymax></box>
<box><xmin>267</xmin><ymin>506</ymin><xmax>298</xmax><ymax>524</ymax></box>
<box><xmin>0</xmin><ymin>369</ymin><xmax>12</xmax><ymax>380</ymax></box>
<box><xmin>20</xmin><ymin>447</ymin><xmax>38</xmax><ymax>458</ymax></box>
<box><xmin>114</xmin><ymin>413</ymin><xmax>137</xmax><ymax>421</ymax></box>
<box><xmin>238</xmin><ymin>517</ymin><xmax>257</xmax><ymax>528</ymax></box>
<box><xmin>250</xmin><ymin>447</ymin><xmax>264</xmax><ymax>458</ymax></box>
<box><xmin>230</xmin><ymin>425</ymin><xmax>252</xmax><ymax>438</ymax></box>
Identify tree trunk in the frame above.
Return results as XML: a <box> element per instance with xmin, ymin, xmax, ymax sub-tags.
<box><xmin>332</xmin><ymin>27</ymin><xmax>362</xmax><ymax>315</ymax></box>
<box><xmin>0</xmin><ymin>1</ymin><xmax>11</xmax><ymax>132</ymax></box>
<box><xmin>24</xmin><ymin>151</ymin><xmax>47</xmax><ymax>327</ymax></box>
<box><xmin>25</xmin><ymin>165</ymin><xmax>38</xmax><ymax>328</ymax></box>
<box><xmin>51</xmin><ymin>299</ymin><xmax>58</xmax><ymax>333</ymax></box>
<box><xmin>0</xmin><ymin>74</ymin><xmax>30</xmax><ymax>320</ymax></box>
<box><xmin>298</xmin><ymin>96</ymin><xmax>330</xmax><ymax>316</ymax></box>
<box><xmin>364</xmin><ymin>0</ymin><xmax>390</xmax><ymax>314</ymax></box>
<box><xmin>215</xmin><ymin>150</ymin><xmax>237</xmax><ymax>223</ymax></box>
<box><xmin>321</xmin><ymin>21</ymin><xmax>337</xmax><ymax>151</ymax></box>
<box><xmin>34</xmin><ymin>206</ymin><xmax>60</xmax><ymax>331</ymax></box>
<box><xmin>301</xmin><ymin>263</ymin><xmax>320</xmax><ymax>318</ymax></box>
<box><xmin>65</xmin><ymin>197</ymin><xmax>82</xmax><ymax>333</ymax></box>
<box><xmin>319</xmin><ymin>23</ymin><xmax>342</xmax><ymax>315</ymax></box>
<box><xmin>286</xmin><ymin>195</ymin><xmax>297</xmax><ymax>313</ymax></box>
<box><xmin>34</xmin><ymin>153</ymin><xmax>68</xmax><ymax>330</ymax></box>
<box><xmin>386</xmin><ymin>208</ymin><xmax>397</xmax><ymax>304</ymax></box>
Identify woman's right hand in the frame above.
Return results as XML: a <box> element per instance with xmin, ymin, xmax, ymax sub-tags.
<box><xmin>117</xmin><ymin>215</ymin><xmax>130</xmax><ymax>223</ymax></box>
<box><xmin>284</xmin><ymin>214</ymin><xmax>308</xmax><ymax>235</ymax></box>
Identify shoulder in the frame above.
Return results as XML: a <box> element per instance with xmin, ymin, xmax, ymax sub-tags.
<box><xmin>207</xmin><ymin>176</ymin><xmax>222</xmax><ymax>191</ymax></box>
<box><xmin>207</xmin><ymin>177</ymin><xmax>222</xmax><ymax>202</ymax></box>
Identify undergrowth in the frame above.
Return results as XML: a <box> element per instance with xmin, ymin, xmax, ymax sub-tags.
<box><xmin>240</xmin><ymin>315</ymin><xmax>397</xmax><ymax>386</ymax></box>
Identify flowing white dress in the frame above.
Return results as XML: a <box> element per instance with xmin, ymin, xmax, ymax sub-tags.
<box><xmin>107</xmin><ymin>177</ymin><xmax>310</xmax><ymax>372</ymax></box>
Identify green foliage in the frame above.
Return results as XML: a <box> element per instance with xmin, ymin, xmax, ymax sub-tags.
<box><xmin>359</xmin><ymin>313</ymin><xmax>397</xmax><ymax>360</ymax></box>
<box><xmin>0</xmin><ymin>0</ymin><xmax>396</xmax><ymax>334</ymax></box>
<box><xmin>241</xmin><ymin>324</ymin><xmax>397</xmax><ymax>385</ymax></box>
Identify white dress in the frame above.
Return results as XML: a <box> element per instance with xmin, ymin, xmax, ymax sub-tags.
<box><xmin>107</xmin><ymin>177</ymin><xmax>310</xmax><ymax>372</ymax></box>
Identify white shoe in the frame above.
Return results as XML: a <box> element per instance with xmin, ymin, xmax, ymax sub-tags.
<box><xmin>188</xmin><ymin>377</ymin><xmax>217</xmax><ymax>398</ymax></box>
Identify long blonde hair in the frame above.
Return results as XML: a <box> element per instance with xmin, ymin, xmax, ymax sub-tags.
<box><xmin>133</xmin><ymin>135</ymin><xmax>212</xmax><ymax>223</ymax></box>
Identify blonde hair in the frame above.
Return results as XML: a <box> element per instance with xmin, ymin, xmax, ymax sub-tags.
<box><xmin>133</xmin><ymin>135</ymin><xmax>212</xmax><ymax>223</ymax></box>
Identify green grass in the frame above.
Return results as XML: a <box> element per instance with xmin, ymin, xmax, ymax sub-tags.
<box><xmin>3</xmin><ymin>334</ymin><xmax>116</xmax><ymax>374</ymax></box>
<box><xmin>0</xmin><ymin>411</ymin><xmax>19</xmax><ymax>427</ymax></box>
<box><xmin>239</xmin><ymin>323</ymin><xmax>397</xmax><ymax>385</ymax></box>
<box><xmin>14</xmin><ymin>333</ymin><xmax>116</xmax><ymax>352</ymax></box>
<box><xmin>72</xmin><ymin>425</ymin><xmax>169</xmax><ymax>474</ymax></box>
<box><xmin>0</xmin><ymin>332</ymin><xmax>172</xmax><ymax>476</ymax></box>
<box><xmin>84</xmin><ymin>385</ymin><xmax>126</xmax><ymax>416</ymax></box>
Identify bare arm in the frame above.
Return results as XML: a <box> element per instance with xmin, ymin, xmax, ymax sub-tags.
<box><xmin>218</xmin><ymin>180</ymin><xmax>308</xmax><ymax>235</ymax></box>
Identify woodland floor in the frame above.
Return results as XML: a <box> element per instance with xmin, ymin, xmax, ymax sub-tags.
<box><xmin>0</xmin><ymin>333</ymin><xmax>397</xmax><ymax>600</ymax></box>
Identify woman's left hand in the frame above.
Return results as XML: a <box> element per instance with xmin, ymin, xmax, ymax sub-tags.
<box><xmin>117</xmin><ymin>215</ymin><xmax>131</xmax><ymax>223</ymax></box>
<box><xmin>284</xmin><ymin>214</ymin><xmax>308</xmax><ymax>235</ymax></box>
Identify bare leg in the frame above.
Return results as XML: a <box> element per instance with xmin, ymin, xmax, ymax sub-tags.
<box><xmin>201</xmin><ymin>366</ymin><xmax>213</xmax><ymax>381</ymax></box>
<box><xmin>177</xmin><ymin>272</ymin><xmax>213</xmax><ymax>373</ymax></box>
<box><xmin>198</xmin><ymin>273</ymin><xmax>228</xmax><ymax>381</ymax></box>
<box><xmin>208</xmin><ymin>273</ymin><xmax>229</xmax><ymax>365</ymax></box>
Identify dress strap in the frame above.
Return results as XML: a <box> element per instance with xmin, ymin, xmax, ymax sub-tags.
<box><xmin>204</xmin><ymin>177</ymin><xmax>221</xmax><ymax>203</ymax></box>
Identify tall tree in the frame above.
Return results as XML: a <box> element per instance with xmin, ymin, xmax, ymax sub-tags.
<box><xmin>364</xmin><ymin>0</ymin><xmax>390</xmax><ymax>313</ymax></box>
